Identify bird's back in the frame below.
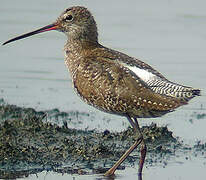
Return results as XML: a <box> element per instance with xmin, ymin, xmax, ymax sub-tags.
<box><xmin>65</xmin><ymin>42</ymin><xmax>200</xmax><ymax>118</ymax></box>
<box><xmin>102</xmin><ymin>46</ymin><xmax>201</xmax><ymax>103</ymax></box>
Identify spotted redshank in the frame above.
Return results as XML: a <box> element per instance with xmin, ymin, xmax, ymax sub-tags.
<box><xmin>3</xmin><ymin>6</ymin><xmax>200</xmax><ymax>177</ymax></box>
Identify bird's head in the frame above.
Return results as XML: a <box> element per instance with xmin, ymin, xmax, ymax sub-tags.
<box><xmin>3</xmin><ymin>6</ymin><xmax>98</xmax><ymax>45</ymax></box>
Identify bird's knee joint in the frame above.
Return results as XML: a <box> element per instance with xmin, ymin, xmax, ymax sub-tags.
<box><xmin>140</xmin><ymin>141</ymin><xmax>147</xmax><ymax>151</ymax></box>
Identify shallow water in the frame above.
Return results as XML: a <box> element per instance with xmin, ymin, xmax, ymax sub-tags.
<box><xmin>1</xmin><ymin>0</ymin><xmax>206</xmax><ymax>179</ymax></box>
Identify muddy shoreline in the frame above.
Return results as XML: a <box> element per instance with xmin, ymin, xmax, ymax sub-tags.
<box><xmin>0</xmin><ymin>100</ymin><xmax>205</xmax><ymax>179</ymax></box>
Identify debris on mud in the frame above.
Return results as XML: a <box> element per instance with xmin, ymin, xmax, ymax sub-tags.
<box><xmin>0</xmin><ymin>102</ymin><xmax>205</xmax><ymax>179</ymax></box>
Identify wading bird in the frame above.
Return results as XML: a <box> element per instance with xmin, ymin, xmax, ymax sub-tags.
<box><xmin>3</xmin><ymin>6</ymin><xmax>200</xmax><ymax>177</ymax></box>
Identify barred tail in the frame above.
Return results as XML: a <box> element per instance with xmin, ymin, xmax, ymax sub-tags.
<box><xmin>147</xmin><ymin>79</ymin><xmax>201</xmax><ymax>103</ymax></box>
<box><xmin>191</xmin><ymin>89</ymin><xmax>201</xmax><ymax>96</ymax></box>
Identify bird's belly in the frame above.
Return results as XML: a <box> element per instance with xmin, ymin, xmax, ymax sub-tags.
<box><xmin>72</xmin><ymin>75</ymin><xmax>171</xmax><ymax>119</ymax></box>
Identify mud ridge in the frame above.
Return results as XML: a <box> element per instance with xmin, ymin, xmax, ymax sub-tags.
<box><xmin>0</xmin><ymin>102</ymin><xmax>205</xmax><ymax>179</ymax></box>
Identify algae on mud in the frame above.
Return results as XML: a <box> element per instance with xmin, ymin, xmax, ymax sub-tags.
<box><xmin>0</xmin><ymin>103</ymin><xmax>204</xmax><ymax>179</ymax></box>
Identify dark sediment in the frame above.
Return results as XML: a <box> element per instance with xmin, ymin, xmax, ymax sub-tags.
<box><xmin>0</xmin><ymin>101</ymin><xmax>205</xmax><ymax>179</ymax></box>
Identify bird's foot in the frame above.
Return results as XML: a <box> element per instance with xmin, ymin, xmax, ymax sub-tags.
<box><xmin>104</xmin><ymin>168</ymin><xmax>115</xmax><ymax>177</ymax></box>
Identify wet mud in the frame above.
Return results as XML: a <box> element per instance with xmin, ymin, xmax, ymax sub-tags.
<box><xmin>0</xmin><ymin>99</ymin><xmax>205</xmax><ymax>179</ymax></box>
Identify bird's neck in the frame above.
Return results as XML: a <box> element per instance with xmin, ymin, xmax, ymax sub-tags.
<box><xmin>65</xmin><ymin>38</ymin><xmax>99</xmax><ymax>53</ymax></box>
<box><xmin>66</xmin><ymin>24</ymin><xmax>98</xmax><ymax>43</ymax></box>
<box><xmin>64</xmin><ymin>39</ymin><xmax>99</xmax><ymax>78</ymax></box>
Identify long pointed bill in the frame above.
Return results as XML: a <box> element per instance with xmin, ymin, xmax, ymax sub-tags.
<box><xmin>2</xmin><ymin>23</ymin><xmax>59</xmax><ymax>45</ymax></box>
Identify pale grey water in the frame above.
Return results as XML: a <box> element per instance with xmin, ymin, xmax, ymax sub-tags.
<box><xmin>1</xmin><ymin>0</ymin><xmax>206</xmax><ymax>179</ymax></box>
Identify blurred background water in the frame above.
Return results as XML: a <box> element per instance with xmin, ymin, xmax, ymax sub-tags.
<box><xmin>1</xmin><ymin>0</ymin><xmax>206</xmax><ymax>179</ymax></box>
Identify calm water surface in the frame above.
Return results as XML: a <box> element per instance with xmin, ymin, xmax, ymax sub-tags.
<box><xmin>1</xmin><ymin>0</ymin><xmax>206</xmax><ymax>179</ymax></box>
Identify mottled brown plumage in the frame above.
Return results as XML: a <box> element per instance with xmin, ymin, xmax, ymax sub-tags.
<box><xmin>3</xmin><ymin>6</ymin><xmax>200</xmax><ymax>178</ymax></box>
<box><xmin>65</xmin><ymin>42</ymin><xmax>181</xmax><ymax>118</ymax></box>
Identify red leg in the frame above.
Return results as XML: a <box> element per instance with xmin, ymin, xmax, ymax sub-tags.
<box><xmin>104</xmin><ymin>137</ymin><xmax>142</xmax><ymax>176</ymax></box>
<box><xmin>138</xmin><ymin>140</ymin><xmax>147</xmax><ymax>174</ymax></box>
<box><xmin>131</xmin><ymin>117</ymin><xmax>147</xmax><ymax>175</ymax></box>
<box><xmin>104</xmin><ymin>116</ymin><xmax>146</xmax><ymax>177</ymax></box>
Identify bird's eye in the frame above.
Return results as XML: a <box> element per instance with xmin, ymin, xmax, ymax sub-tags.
<box><xmin>65</xmin><ymin>15</ymin><xmax>73</xmax><ymax>21</ymax></box>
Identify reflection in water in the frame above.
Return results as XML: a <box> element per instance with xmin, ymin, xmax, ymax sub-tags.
<box><xmin>138</xmin><ymin>174</ymin><xmax>142</xmax><ymax>180</ymax></box>
<box><xmin>95</xmin><ymin>172</ymin><xmax>142</xmax><ymax>180</ymax></box>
